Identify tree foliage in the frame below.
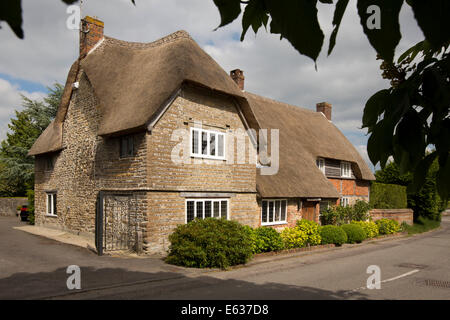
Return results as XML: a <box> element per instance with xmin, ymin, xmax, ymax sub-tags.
<box><xmin>375</xmin><ymin>160</ymin><xmax>446</xmax><ymax>221</ymax></box>
<box><xmin>0</xmin><ymin>83</ymin><xmax>62</xmax><ymax>196</ymax></box>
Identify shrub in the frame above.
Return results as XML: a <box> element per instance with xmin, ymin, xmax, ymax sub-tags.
<box><xmin>375</xmin><ymin>218</ymin><xmax>400</xmax><ymax>235</ymax></box>
<box><xmin>280</xmin><ymin>227</ymin><xmax>308</xmax><ymax>249</ymax></box>
<box><xmin>296</xmin><ymin>219</ymin><xmax>321</xmax><ymax>245</ymax></box>
<box><xmin>350</xmin><ymin>200</ymin><xmax>371</xmax><ymax>221</ymax></box>
<box><xmin>351</xmin><ymin>220</ymin><xmax>379</xmax><ymax>238</ymax></box>
<box><xmin>26</xmin><ymin>189</ymin><xmax>35</xmax><ymax>225</ymax></box>
<box><xmin>319</xmin><ymin>225</ymin><xmax>347</xmax><ymax>246</ymax></box>
<box><xmin>253</xmin><ymin>227</ymin><xmax>284</xmax><ymax>253</ymax></box>
<box><xmin>341</xmin><ymin>224</ymin><xmax>366</xmax><ymax>243</ymax></box>
<box><xmin>320</xmin><ymin>205</ymin><xmax>352</xmax><ymax>226</ymax></box>
<box><xmin>370</xmin><ymin>182</ymin><xmax>407</xmax><ymax>209</ymax></box>
<box><xmin>166</xmin><ymin>218</ymin><xmax>253</xmax><ymax>269</ymax></box>
<box><xmin>242</xmin><ymin>225</ymin><xmax>258</xmax><ymax>254</ymax></box>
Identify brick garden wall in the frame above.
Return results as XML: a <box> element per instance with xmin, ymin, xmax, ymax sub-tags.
<box><xmin>370</xmin><ymin>209</ymin><xmax>414</xmax><ymax>225</ymax></box>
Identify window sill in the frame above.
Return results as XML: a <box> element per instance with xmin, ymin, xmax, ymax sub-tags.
<box><xmin>190</xmin><ymin>155</ymin><xmax>226</xmax><ymax>161</ymax></box>
<box><xmin>45</xmin><ymin>214</ymin><xmax>58</xmax><ymax>218</ymax></box>
<box><xmin>261</xmin><ymin>221</ymin><xmax>287</xmax><ymax>226</ymax></box>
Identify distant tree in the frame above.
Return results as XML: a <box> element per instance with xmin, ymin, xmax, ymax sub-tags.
<box><xmin>0</xmin><ymin>83</ymin><xmax>62</xmax><ymax>196</ymax></box>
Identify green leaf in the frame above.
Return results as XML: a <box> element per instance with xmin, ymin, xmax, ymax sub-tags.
<box><xmin>408</xmin><ymin>0</ymin><xmax>450</xmax><ymax>50</ymax></box>
<box><xmin>437</xmin><ymin>153</ymin><xmax>450</xmax><ymax>201</ymax></box>
<box><xmin>265</xmin><ymin>0</ymin><xmax>324</xmax><ymax>63</ymax></box>
<box><xmin>241</xmin><ymin>0</ymin><xmax>268</xmax><ymax>41</ymax></box>
<box><xmin>409</xmin><ymin>152</ymin><xmax>437</xmax><ymax>194</ymax></box>
<box><xmin>0</xmin><ymin>0</ymin><xmax>23</xmax><ymax>39</ymax></box>
<box><xmin>357</xmin><ymin>0</ymin><xmax>403</xmax><ymax>62</ymax></box>
<box><xmin>213</xmin><ymin>0</ymin><xmax>242</xmax><ymax>29</ymax></box>
<box><xmin>394</xmin><ymin>109</ymin><xmax>425</xmax><ymax>173</ymax></box>
<box><xmin>362</xmin><ymin>89</ymin><xmax>390</xmax><ymax>129</ymax></box>
<box><xmin>328</xmin><ymin>0</ymin><xmax>349</xmax><ymax>55</ymax></box>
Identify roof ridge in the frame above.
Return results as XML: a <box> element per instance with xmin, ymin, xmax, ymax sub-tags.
<box><xmin>103</xmin><ymin>30</ymin><xmax>192</xmax><ymax>49</ymax></box>
<box><xmin>245</xmin><ymin>91</ymin><xmax>318</xmax><ymax>115</ymax></box>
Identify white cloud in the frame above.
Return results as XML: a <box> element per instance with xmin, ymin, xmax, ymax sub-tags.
<box><xmin>0</xmin><ymin>78</ymin><xmax>45</xmax><ymax>141</ymax></box>
<box><xmin>0</xmin><ymin>0</ymin><xmax>426</xmax><ymax>171</ymax></box>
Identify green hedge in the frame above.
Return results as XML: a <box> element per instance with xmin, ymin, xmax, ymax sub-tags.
<box><xmin>375</xmin><ymin>218</ymin><xmax>401</xmax><ymax>235</ymax></box>
<box><xmin>370</xmin><ymin>182</ymin><xmax>407</xmax><ymax>209</ymax></box>
<box><xmin>166</xmin><ymin>218</ymin><xmax>253</xmax><ymax>269</ymax></box>
<box><xmin>319</xmin><ymin>225</ymin><xmax>347</xmax><ymax>246</ymax></box>
<box><xmin>341</xmin><ymin>224</ymin><xmax>366</xmax><ymax>243</ymax></box>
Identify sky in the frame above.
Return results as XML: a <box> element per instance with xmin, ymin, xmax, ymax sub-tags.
<box><xmin>0</xmin><ymin>0</ymin><xmax>425</xmax><ymax>171</ymax></box>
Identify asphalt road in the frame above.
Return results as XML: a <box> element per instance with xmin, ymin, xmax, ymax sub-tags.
<box><xmin>0</xmin><ymin>216</ymin><xmax>449</xmax><ymax>300</ymax></box>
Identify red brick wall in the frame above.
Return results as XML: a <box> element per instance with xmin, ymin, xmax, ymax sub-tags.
<box><xmin>328</xmin><ymin>178</ymin><xmax>370</xmax><ymax>205</ymax></box>
<box><xmin>370</xmin><ymin>209</ymin><xmax>413</xmax><ymax>225</ymax></box>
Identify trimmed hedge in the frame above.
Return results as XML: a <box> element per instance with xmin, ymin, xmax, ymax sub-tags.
<box><xmin>341</xmin><ymin>224</ymin><xmax>366</xmax><ymax>243</ymax></box>
<box><xmin>320</xmin><ymin>225</ymin><xmax>347</xmax><ymax>246</ymax></box>
<box><xmin>253</xmin><ymin>227</ymin><xmax>284</xmax><ymax>253</ymax></box>
<box><xmin>375</xmin><ymin>218</ymin><xmax>400</xmax><ymax>235</ymax></box>
<box><xmin>370</xmin><ymin>182</ymin><xmax>407</xmax><ymax>209</ymax></box>
<box><xmin>166</xmin><ymin>218</ymin><xmax>253</xmax><ymax>269</ymax></box>
<box><xmin>280</xmin><ymin>227</ymin><xmax>308</xmax><ymax>249</ymax></box>
<box><xmin>351</xmin><ymin>220</ymin><xmax>379</xmax><ymax>238</ymax></box>
<box><xmin>296</xmin><ymin>219</ymin><xmax>321</xmax><ymax>245</ymax></box>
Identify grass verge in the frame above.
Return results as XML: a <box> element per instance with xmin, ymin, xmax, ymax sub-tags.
<box><xmin>402</xmin><ymin>217</ymin><xmax>441</xmax><ymax>235</ymax></box>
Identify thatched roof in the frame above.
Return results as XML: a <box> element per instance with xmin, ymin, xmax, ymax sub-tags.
<box><xmin>29</xmin><ymin>29</ymin><xmax>375</xmax><ymax>199</ymax></box>
<box><xmin>245</xmin><ymin>92</ymin><xmax>375</xmax><ymax>198</ymax></box>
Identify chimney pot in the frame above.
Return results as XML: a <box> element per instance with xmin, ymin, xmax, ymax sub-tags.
<box><xmin>230</xmin><ymin>69</ymin><xmax>245</xmax><ymax>90</ymax></box>
<box><xmin>316</xmin><ymin>102</ymin><xmax>332</xmax><ymax>121</ymax></box>
<box><xmin>80</xmin><ymin>16</ymin><xmax>104</xmax><ymax>58</ymax></box>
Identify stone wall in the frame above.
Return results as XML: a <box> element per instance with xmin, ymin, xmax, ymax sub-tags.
<box><xmin>370</xmin><ymin>208</ymin><xmax>414</xmax><ymax>225</ymax></box>
<box><xmin>0</xmin><ymin>198</ymin><xmax>28</xmax><ymax>216</ymax></box>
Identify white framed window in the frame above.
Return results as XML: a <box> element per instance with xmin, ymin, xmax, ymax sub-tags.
<box><xmin>185</xmin><ymin>199</ymin><xmax>228</xmax><ymax>223</ymax></box>
<box><xmin>261</xmin><ymin>199</ymin><xmax>287</xmax><ymax>226</ymax></box>
<box><xmin>190</xmin><ymin>128</ymin><xmax>225</xmax><ymax>160</ymax></box>
<box><xmin>340</xmin><ymin>161</ymin><xmax>352</xmax><ymax>178</ymax></box>
<box><xmin>316</xmin><ymin>158</ymin><xmax>325</xmax><ymax>174</ymax></box>
<box><xmin>340</xmin><ymin>197</ymin><xmax>349</xmax><ymax>207</ymax></box>
<box><xmin>46</xmin><ymin>192</ymin><xmax>57</xmax><ymax>216</ymax></box>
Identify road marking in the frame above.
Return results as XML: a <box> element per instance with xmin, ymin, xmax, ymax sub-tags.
<box><xmin>349</xmin><ymin>269</ymin><xmax>420</xmax><ymax>292</ymax></box>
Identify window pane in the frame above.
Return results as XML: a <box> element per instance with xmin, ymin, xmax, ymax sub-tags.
<box><xmin>281</xmin><ymin>200</ymin><xmax>286</xmax><ymax>221</ymax></box>
<box><xmin>218</xmin><ymin>134</ymin><xmax>224</xmax><ymax>157</ymax></box>
<box><xmin>47</xmin><ymin>194</ymin><xmax>52</xmax><ymax>214</ymax></box>
<box><xmin>202</xmin><ymin>132</ymin><xmax>208</xmax><ymax>155</ymax></box>
<box><xmin>127</xmin><ymin>137</ymin><xmax>133</xmax><ymax>156</ymax></box>
<box><xmin>275</xmin><ymin>201</ymin><xmax>281</xmax><ymax>222</ymax></box>
<box><xmin>221</xmin><ymin>201</ymin><xmax>227</xmax><ymax>218</ymax></box>
<box><xmin>213</xmin><ymin>201</ymin><xmax>220</xmax><ymax>218</ymax></box>
<box><xmin>205</xmin><ymin>201</ymin><xmax>212</xmax><ymax>218</ymax></box>
<box><xmin>187</xmin><ymin>201</ymin><xmax>195</xmax><ymax>222</ymax></box>
<box><xmin>196</xmin><ymin>201</ymin><xmax>203</xmax><ymax>219</ymax></box>
<box><xmin>262</xmin><ymin>201</ymin><xmax>267</xmax><ymax>223</ymax></box>
<box><xmin>53</xmin><ymin>194</ymin><xmax>57</xmax><ymax>216</ymax></box>
<box><xmin>268</xmin><ymin>201</ymin><xmax>274</xmax><ymax>222</ymax></box>
<box><xmin>192</xmin><ymin>130</ymin><xmax>199</xmax><ymax>154</ymax></box>
<box><xmin>210</xmin><ymin>133</ymin><xmax>216</xmax><ymax>156</ymax></box>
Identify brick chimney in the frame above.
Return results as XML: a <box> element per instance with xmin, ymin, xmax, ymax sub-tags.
<box><xmin>316</xmin><ymin>102</ymin><xmax>332</xmax><ymax>121</ymax></box>
<box><xmin>80</xmin><ymin>16</ymin><xmax>104</xmax><ymax>58</ymax></box>
<box><xmin>230</xmin><ymin>69</ymin><xmax>245</xmax><ymax>90</ymax></box>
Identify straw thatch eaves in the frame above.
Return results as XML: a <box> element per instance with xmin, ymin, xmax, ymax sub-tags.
<box><xmin>28</xmin><ymin>30</ymin><xmax>374</xmax><ymax>198</ymax></box>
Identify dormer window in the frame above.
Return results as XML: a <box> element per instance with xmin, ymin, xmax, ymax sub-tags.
<box><xmin>341</xmin><ymin>161</ymin><xmax>351</xmax><ymax>178</ymax></box>
<box><xmin>316</xmin><ymin>158</ymin><xmax>325</xmax><ymax>174</ymax></box>
<box><xmin>120</xmin><ymin>135</ymin><xmax>134</xmax><ymax>158</ymax></box>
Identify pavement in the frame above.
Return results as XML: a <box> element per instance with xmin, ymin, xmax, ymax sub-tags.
<box><xmin>1</xmin><ymin>215</ymin><xmax>449</xmax><ymax>300</ymax></box>
<box><xmin>13</xmin><ymin>224</ymin><xmax>96</xmax><ymax>252</ymax></box>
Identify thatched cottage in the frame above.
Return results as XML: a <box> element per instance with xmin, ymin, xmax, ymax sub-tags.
<box><xmin>29</xmin><ymin>17</ymin><xmax>375</xmax><ymax>255</ymax></box>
